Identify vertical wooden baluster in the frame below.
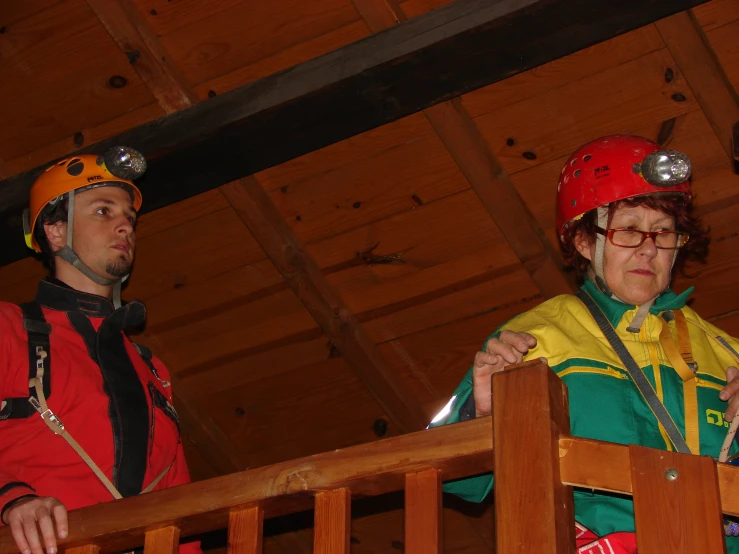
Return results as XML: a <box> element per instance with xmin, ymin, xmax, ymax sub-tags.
<box><xmin>228</xmin><ymin>506</ymin><xmax>264</xmax><ymax>554</ymax></box>
<box><xmin>630</xmin><ymin>446</ymin><xmax>724</xmax><ymax>553</ymax></box>
<box><xmin>493</xmin><ymin>360</ymin><xmax>575</xmax><ymax>553</ymax></box>
<box><xmin>405</xmin><ymin>468</ymin><xmax>442</xmax><ymax>554</ymax></box>
<box><xmin>65</xmin><ymin>545</ymin><xmax>99</xmax><ymax>554</ymax></box>
<box><xmin>144</xmin><ymin>526</ymin><xmax>180</xmax><ymax>554</ymax></box>
<box><xmin>314</xmin><ymin>488</ymin><xmax>351</xmax><ymax>554</ymax></box>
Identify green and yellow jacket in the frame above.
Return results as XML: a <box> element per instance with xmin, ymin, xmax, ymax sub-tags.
<box><xmin>436</xmin><ymin>279</ymin><xmax>739</xmax><ymax>548</ymax></box>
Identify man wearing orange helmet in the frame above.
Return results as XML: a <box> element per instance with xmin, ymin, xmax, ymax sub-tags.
<box><xmin>432</xmin><ymin>136</ymin><xmax>739</xmax><ymax>552</ymax></box>
<box><xmin>0</xmin><ymin>148</ymin><xmax>199</xmax><ymax>554</ymax></box>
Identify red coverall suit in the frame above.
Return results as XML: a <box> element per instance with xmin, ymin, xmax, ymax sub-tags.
<box><xmin>0</xmin><ymin>278</ymin><xmax>200</xmax><ymax>554</ymax></box>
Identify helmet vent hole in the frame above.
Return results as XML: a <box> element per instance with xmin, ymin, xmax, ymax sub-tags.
<box><xmin>571</xmin><ymin>200</ymin><xmax>577</xmax><ymax>207</ymax></box>
<box><xmin>563</xmin><ymin>175</ymin><xmax>570</xmax><ymax>184</ymax></box>
<box><xmin>574</xmin><ymin>169</ymin><xmax>581</xmax><ymax>178</ymax></box>
<box><xmin>66</xmin><ymin>160</ymin><xmax>84</xmax><ymax>176</ymax></box>
<box><xmin>570</xmin><ymin>159</ymin><xmax>577</xmax><ymax>166</ymax></box>
<box><xmin>583</xmin><ymin>154</ymin><xmax>592</xmax><ymax>162</ymax></box>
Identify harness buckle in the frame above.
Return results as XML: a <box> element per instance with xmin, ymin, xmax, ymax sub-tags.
<box><xmin>28</xmin><ymin>397</ymin><xmax>65</xmax><ymax>433</ymax></box>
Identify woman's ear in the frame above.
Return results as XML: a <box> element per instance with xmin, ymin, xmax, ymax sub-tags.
<box><xmin>573</xmin><ymin>229</ymin><xmax>594</xmax><ymax>262</ymax></box>
<box><xmin>44</xmin><ymin>221</ymin><xmax>67</xmax><ymax>252</ymax></box>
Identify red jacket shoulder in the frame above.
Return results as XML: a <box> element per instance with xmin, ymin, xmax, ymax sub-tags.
<box><xmin>0</xmin><ymin>302</ymin><xmax>24</xmax><ymax>336</ymax></box>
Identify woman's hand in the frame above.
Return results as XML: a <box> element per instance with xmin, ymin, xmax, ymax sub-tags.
<box><xmin>472</xmin><ymin>330</ymin><xmax>544</xmax><ymax>417</ymax></box>
<box><xmin>721</xmin><ymin>366</ymin><xmax>739</xmax><ymax>421</ymax></box>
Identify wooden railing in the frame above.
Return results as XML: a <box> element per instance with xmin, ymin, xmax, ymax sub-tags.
<box><xmin>2</xmin><ymin>359</ymin><xmax>739</xmax><ymax>554</ymax></box>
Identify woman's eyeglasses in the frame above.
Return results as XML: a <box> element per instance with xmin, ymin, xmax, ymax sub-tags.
<box><xmin>595</xmin><ymin>226</ymin><xmax>690</xmax><ymax>249</ymax></box>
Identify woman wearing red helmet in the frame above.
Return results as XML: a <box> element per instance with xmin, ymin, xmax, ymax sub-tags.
<box><xmin>432</xmin><ymin>135</ymin><xmax>739</xmax><ymax>553</ymax></box>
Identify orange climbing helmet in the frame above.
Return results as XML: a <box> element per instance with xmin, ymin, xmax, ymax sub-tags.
<box><xmin>25</xmin><ymin>147</ymin><xmax>145</xmax><ymax>251</ymax></box>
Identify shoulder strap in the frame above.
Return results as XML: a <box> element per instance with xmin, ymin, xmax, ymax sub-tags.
<box><xmin>133</xmin><ymin>343</ymin><xmax>170</xmax><ymax>387</ymax></box>
<box><xmin>0</xmin><ymin>303</ymin><xmax>52</xmax><ymax>420</ymax></box>
<box><xmin>576</xmin><ymin>290</ymin><xmax>692</xmax><ymax>454</ymax></box>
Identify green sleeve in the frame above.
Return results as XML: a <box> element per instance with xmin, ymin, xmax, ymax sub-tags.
<box><xmin>429</xmin><ymin>332</ymin><xmax>503</xmax><ymax>503</ymax></box>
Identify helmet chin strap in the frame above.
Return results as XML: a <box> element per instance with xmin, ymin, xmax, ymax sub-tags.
<box><xmin>589</xmin><ymin>202</ymin><xmax>687</xmax><ymax>333</ymax></box>
<box><xmin>590</xmin><ymin>205</ymin><xmax>656</xmax><ymax>333</ymax></box>
<box><xmin>591</xmin><ymin>206</ymin><xmax>612</xmax><ymax>297</ymax></box>
<box><xmin>54</xmin><ymin>189</ymin><xmax>127</xmax><ymax>309</ymax></box>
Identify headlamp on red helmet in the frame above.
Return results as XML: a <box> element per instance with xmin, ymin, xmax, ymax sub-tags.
<box><xmin>638</xmin><ymin>150</ymin><xmax>691</xmax><ymax>187</ymax></box>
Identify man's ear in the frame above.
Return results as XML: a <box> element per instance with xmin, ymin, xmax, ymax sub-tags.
<box><xmin>43</xmin><ymin>221</ymin><xmax>67</xmax><ymax>252</ymax></box>
<box><xmin>573</xmin><ymin>229</ymin><xmax>594</xmax><ymax>262</ymax></box>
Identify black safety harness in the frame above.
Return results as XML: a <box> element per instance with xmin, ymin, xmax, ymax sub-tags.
<box><xmin>0</xmin><ymin>302</ymin><xmax>175</xmax><ymax>498</ymax></box>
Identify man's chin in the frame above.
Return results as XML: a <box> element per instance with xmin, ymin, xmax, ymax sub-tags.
<box><xmin>105</xmin><ymin>258</ymin><xmax>132</xmax><ymax>279</ymax></box>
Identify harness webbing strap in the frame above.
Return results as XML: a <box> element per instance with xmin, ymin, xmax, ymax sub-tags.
<box><xmin>577</xmin><ymin>290</ymin><xmax>691</xmax><ymax>454</ymax></box>
<box><xmin>0</xmin><ymin>303</ymin><xmax>51</xmax><ymax>420</ymax></box>
<box><xmin>658</xmin><ymin>312</ymin><xmax>699</xmax><ymax>454</ymax></box>
<box><xmin>673</xmin><ymin>311</ymin><xmax>696</xmax><ymax>368</ymax></box>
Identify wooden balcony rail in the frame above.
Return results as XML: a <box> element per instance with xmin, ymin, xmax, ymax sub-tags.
<box><xmin>2</xmin><ymin>359</ymin><xmax>739</xmax><ymax>553</ymax></box>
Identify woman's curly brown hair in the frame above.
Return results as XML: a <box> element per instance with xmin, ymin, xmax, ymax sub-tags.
<box><xmin>560</xmin><ymin>194</ymin><xmax>709</xmax><ymax>278</ymax></box>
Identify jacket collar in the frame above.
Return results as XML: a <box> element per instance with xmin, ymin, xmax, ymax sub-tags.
<box><xmin>581</xmin><ymin>278</ymin><xmax>694</xmax><ymax>328</ymax></box>
<box><xmin>35</xmin><ymin>277</ymin><xmax>128</xmax><ymax>319</ymax></box>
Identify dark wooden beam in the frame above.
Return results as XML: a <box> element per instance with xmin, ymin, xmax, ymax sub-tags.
<box><xmin>0</xmin><ymin>0</ymin><xmax>707</xmax><ymax>267</ymax></box>
<box><xmin>220</xmin><ymin>177</ymin><xmax>429</xmax><ymax>433</ymax></box>
<box><xmin>0</xmin><ymin>158</ymin><xmax>9</xmax><ymax>180</ymax></box>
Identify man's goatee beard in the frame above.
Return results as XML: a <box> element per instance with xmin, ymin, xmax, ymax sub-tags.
<box><xmin>106</xmin><ymin>259</ymin><xmax>131</xmax><ymax>278</ymax></box>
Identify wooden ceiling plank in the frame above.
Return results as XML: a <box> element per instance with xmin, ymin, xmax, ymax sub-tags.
<box><xmin>168</xmin><ymin>370</ymin><xmax>246</xmax><ymax>475</ymax></box>
<box><xmin>350</xmin><ymin>0</ymin><xmax>404</xmax><ymax>32</ymax></box>
<box><xmin>0</xmin><ymin>0</ymin><xmax>709</xmax><ymax>268</ymax></box>
<box><xmin>424</xmin><ymin>99</ymin><xmax>574</xmax><ymax>297</ymax></box>
<box><xmin>655</xmin><ymin>10</ymin><xmax>739</xmax><ymax>165</ymax></box>
<box><xmin>220</xmin><ymin>176</ymin><xmax>429</xmax><ymax>433</ymax></box>
<box><xmin>194</xmin><ymin>21</ymin><xmax>370</xmax><ymax>101</ymax></box>
<box><xmin>7</xmin><ymin>103</ymin><xmax>165</xmax><ymax>177</ymax></box>
<box><xmin>355</xmin><ymin>0</ymin><xmax>571</xmax><ymax>298</ymax></box>
<box><xmin>85</xmin><ymin>0</ymin><xmax>198</xmax><ymax>113</ymax></box>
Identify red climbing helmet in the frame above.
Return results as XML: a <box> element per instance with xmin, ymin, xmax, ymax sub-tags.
<box><xmin>556</xmin><ymin>135</ymin><xmax>693</xmax><ymax>241</ymax></box>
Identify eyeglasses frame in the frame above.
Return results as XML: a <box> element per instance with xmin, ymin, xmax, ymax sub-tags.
<box><xmin>594</xmin><ymin>226</ymin><xmax>690</xmax><ymax>250</ymax></box>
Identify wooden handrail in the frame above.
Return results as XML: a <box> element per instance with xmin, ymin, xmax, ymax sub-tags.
<box><xmin>3</xmin><ymin>361</ymin><xmax>739</xmax><ymax>553</ymax></box>
<box><xmin>0</xmin><ymin>416</ymin><xmax>493</xmax><ymax>554</ymax></box>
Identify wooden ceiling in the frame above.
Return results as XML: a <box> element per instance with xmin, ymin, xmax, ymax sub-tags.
<box><xmin>1</xmin><ymin>0</ymin><xmax>739</xmax><ymax>551</ymax></box>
